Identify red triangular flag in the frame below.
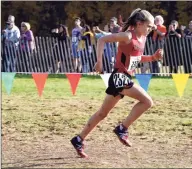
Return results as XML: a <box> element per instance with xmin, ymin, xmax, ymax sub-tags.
<box><xmin>32</xmin><ymin>73</ymin><xmax>48</xmax><ymax>97</ymax></box>
<box><xmin>66</xmin><ymin>73</ymin><xmax>81</xmax><ymax>95</ymax></box>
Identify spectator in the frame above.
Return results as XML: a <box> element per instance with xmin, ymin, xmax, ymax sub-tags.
<box><xmin>1</xmin><ymin>28</ymin><xmax>7</xmax><ymax>72</ymax></box>
<box><xmin>165</xmin><ymin>20</ymin><xmax>182</xmax><ymax>73</ymax></box>
<box><xmin>78</xmin><ymin>24</ymin><xmax>96</xmax><ymax>73</ymax></box>
<box><xmin>152</xmin><ymin>15</ymin><xmax>167</xmax><ymax>42</ymax></box>
<box><xmin>118</xmin><ymin>14</ymin><xmax>123</xmax><ymax>27</ymax></box>
<box><xmin>166</xmin><ymin>20</ymin><xmax>182</xmax><ymax>38</ymax></box>
<box><xmin>109</xmin><ymin>17</ymin><xmax>122</xmax><ymax>64</ymax></box>
<box><xmin>144</xmin><ymin>15</ymin><xmax>167</xmax><ymax>74</ymax></box>
<box><xmin>20</xmin><ymin>22</ymin><xmax>35</xmax><ymax>51</ymax></box>
<box><xmin>19</xmin><ymin>22</ymin><xmax>35</xmax><ymax>72</ymax></box>
<box><xmin>183</xmin><ymin>20</ymin><xmax>192</xmax><ymax>73</ymax></box>
<box><xmin>183</xmin><ymin>20</ymin><xmax>192</xmax><ymax>38</ymax></box>
<box><xmin>51</xmin><ymin>28</ymin><xmax>59</xmax><ymax>38</ymax></box>
<box><xmin>93</xmin><ymin>25</ymin><xmax>114</xmax><ymax>72</ymax></box>
<box><xmin>109</xmin><ymin>17</ymin><xmax>122</xmax><ymax>33</ymax></box>
<box><xmin>71</xmin><ymin>17</ymin><xmax>83</xmax><ymax>73</ymax></box>
<box><xmin>4</xmin><ymin>15</ymin><xmax>20</xmax><ymax>47</ymax></box>
<box><xmin>180</xmin><ymin>25</ymin><xmax>186</xmax><ymax>37</ymax></box>
<box><xmin>54</xmin><ymin>24</ymin><xmax>70</xmax><ymax>73</ymax></box>
<box><xmin>2</xmin><ymin>15</ymin><xmax>20</xmax><ymax>72</ymax></box>
<box><xmin>51</xmin><ymin>27</ymin><xmax>59</xmax><ymax>72</ymax></box>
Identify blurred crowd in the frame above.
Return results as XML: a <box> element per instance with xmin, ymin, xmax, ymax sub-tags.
<box><xmin>1</xmin><ymin>14</ymin><xmax>192</xmax><ymax>73</ymax></box>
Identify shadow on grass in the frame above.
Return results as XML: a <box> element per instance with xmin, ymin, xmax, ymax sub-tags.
<box><xmin>3</xmin><ymin>156</ymin><xmax>95</xmax><ymax>168</ymax></box>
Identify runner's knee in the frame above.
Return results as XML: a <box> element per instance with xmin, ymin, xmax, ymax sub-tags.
<box><xmin>144</xmin><ymin>97</ymin><xmax>154</xmax><ymax>108</ymax></box>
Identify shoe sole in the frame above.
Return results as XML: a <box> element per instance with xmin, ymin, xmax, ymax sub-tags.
<box><xmin>113</xmin><ymin>129</ymin><xmax>132</xmax><ymax>147</ymax></box>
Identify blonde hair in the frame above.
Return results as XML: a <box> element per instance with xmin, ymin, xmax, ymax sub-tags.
<box><xmin>122</xmin><ymin>8</ymin><xmax>154</xmax><ymax>32</ymax></box>
<box><xmin>155</xmin><ymin>15</ymin><xmax>164</xmax><ymax>25</ymax></box>
<box><xmin>21</xmin><ymin>22</ymin><xmax>31</xmax><ymax>31</ymax></box>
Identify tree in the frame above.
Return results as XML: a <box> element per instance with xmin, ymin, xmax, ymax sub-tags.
<box><xmin>176</xmin><ymin>1</ymin><xmax>192</xmax><ymax>26</ymax></box>
<box><xmin>1</xmin><ymin>1</ymin><xmax>191</xmax><ymax>36</ymax></box>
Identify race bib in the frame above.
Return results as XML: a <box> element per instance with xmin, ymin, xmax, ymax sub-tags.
<box><xmin>113</xmin><ymin>73</ymin><xmax>131</xmax><ymax>88</ymax></box>
<box><xmin>72</xmin><ymin>37</ymin><xmax>77</xmax><ymax>43</ymax></box>
<box><xmin>127</xmin><ymin>56</ymin><xmax>141</xmax><ymax>71</ymax></box>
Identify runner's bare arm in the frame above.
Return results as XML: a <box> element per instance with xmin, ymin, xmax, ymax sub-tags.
<box><xmin>96</xmin><ymin>32</ymin><xmax>132</xmax><ymax>63</ymax></box>
<box><xmin>141</xmin><ymin>49</ymin><xmax>163</xmax><ymax>63</ymax></box>
<box><xmin>141</xmin><ymin>55</ymin><xmax>155</xmax><ymax>62</ymax></box>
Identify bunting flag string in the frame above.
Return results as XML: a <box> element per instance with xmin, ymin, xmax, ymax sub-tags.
<box><xmin>1</xmin><ymin>73</ymin><xmax>190</xmax><ymax>97</ymax></box>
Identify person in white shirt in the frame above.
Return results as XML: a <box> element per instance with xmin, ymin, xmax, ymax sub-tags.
<box><xmin>3</xmin><ymin>15</ymin><xmax>20</xmax><ymax>47</ymax></box>
<box><xmin>2</xmin><ymin>15</ymin><xmax>20</xmax><ymax>72</ymax></box>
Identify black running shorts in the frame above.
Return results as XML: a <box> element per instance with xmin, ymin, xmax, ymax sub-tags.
<box><xmin>105</xmin><ymin>69</ymin><xmax>134</xmax><ymax>99</ymax></box>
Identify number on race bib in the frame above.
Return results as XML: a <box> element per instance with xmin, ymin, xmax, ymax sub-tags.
<box><xmin>113</xmin><ymin>73</ymin><xmax>131</xmax><ymax>88</ymax></box>
<box><xmin>130</xmin><ymin>60</ymin><xmax>139</xmax><ymax>70</ymax></box>
<box><xmin>128</xmin><ymin>56</ymin><xmax>141</xmax><ymax>71</ymax></box>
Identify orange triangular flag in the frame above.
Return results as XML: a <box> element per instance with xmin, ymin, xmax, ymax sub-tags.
<box><xmin>32</xmin><ymin>73</ymin><xmax>48</xmax><ymax>97</ymax></box>
<box><xmin>66</xmin><ymin>73</ymin><xmax>81</xmax><ymax>95</ymax></box>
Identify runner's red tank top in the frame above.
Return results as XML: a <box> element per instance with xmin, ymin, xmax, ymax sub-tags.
<box><xmin>114</xmin><ymin>31</ymin><xmax>146</xmax><ymax>73</ymax></box>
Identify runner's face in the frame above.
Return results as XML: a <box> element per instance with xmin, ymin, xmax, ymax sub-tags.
<box><xmin>139</xmin><ymin>20</ymin><xmax>154</xmax><ymax>36</ymax></box>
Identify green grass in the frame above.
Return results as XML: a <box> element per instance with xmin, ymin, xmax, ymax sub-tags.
<box><xmin>2</xmin><ymin>76</ymin><xmax>192</xmax><ymax>135</ymax></box>
<box><xmin>2</xmin><ymin>75</ymin><xmax>192</xmax><ymax>99</ymax></box>
<box><xmin>2</xmin><ymin>76</ymin><xmax>192</xmax><ymax>168</ymax></box>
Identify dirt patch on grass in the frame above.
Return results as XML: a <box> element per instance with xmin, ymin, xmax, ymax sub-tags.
<box><xmin>2</xmin><ymin>96</ymin><xmax>192</xmax><ymax>168</ymax></box>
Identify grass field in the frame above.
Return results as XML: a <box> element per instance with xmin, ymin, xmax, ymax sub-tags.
<box><xmin>2</xmin><ymin>75</ymin><xmax>192</xmax><ymax>168</ymax></box>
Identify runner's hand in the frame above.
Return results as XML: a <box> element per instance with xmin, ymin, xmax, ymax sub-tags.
<box><xmin>153</xmin><ymin>49</ymin><xmax>164</xmax><ymax>60</ymax></box>
<box><xmin>94</xmin><ymin>61</ymin><xmax>102</xmax><ymax>74</ymax></box>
